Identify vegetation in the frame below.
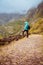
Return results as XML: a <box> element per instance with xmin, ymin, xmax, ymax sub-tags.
<box><xmin>0</xmin><ymin>20</ymin><xmax>24</xmax><ymax>39</ymax></box>
<box><xmin>29</xmin><ymin>18</ymin><xmax>43</xmax><ymax>34</ymax></box>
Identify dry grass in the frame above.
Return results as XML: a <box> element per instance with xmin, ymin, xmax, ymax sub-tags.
<box><xmin>29</xmin><ymin>18</ymin><xmax>43</xmax><ymax>34</ymax></box>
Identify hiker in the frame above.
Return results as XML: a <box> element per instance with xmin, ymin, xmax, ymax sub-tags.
<box><xmin>22</xmin><ymin>21</ymin><xmax>30</xmax><ymax>38</ymax></box>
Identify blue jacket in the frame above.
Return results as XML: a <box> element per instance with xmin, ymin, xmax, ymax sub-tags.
<box><xmin>24</xmin><ymin>21</ymin><xmax>29</xmax><ymax>30</ymax></box>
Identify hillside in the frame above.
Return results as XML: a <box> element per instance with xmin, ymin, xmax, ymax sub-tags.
<box><xmin>26</xmin><ymin>2</ymin><xmax>43</xmax><ymax>21</ymax></box>
<box><xmin>26</xmin><ymin>2</ymin><xmax>43</xmax><ymax>35</ymax></box>
<box><xmin>29</xmin><ymin>18</ymin><xmax>43</xmax><ymax>34</ymax></box>
<box><xmin>0</xmin><ymin>35</ymin><xmax>43</xmax><ymax>65</ymax></box>
<box><xmin>0</xmin><ymin>20</ymin><xmax>24</xmax><ymax>39</ymax></box>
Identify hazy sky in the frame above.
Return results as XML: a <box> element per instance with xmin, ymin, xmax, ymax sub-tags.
<box><xmin>0</xmin><ymin>0</ymin><xmax>42</xmax><ymax>13</ymax></box>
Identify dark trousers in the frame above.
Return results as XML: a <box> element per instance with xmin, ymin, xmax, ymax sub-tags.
<box><xmin>22</xmin><ymin>30</ymin><xmax>28</xmax><ymax>38</ymax></box>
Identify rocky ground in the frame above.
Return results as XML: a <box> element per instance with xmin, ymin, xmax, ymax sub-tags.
<box><xmin>0</xmin><ymin>35</ymin><xmax>43</xmax><ymax>65</ymax></box>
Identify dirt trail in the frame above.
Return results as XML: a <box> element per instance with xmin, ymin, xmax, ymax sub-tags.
<box><xmin>0</xmin><ymin>35</ymin><xmax>43</xmax><ymax>65</ymax></box>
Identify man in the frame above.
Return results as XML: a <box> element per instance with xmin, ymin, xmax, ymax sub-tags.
<box><xmin>22</xmin><ymin>21</ymin><xmax>30</xmax><ymax>38</ymax></box>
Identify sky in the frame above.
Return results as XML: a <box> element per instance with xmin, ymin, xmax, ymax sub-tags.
<box><xmin>0</xmin><ymin>0</ymin><xmax>42</xmax><ymax>13</ymax></box>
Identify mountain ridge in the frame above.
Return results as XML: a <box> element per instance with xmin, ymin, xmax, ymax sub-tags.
<box><xmin>0</xmin><ymin>13</ymin><xmax>25</xmax><ymax>25</ymax></box>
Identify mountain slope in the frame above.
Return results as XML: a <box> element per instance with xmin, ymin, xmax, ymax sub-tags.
<box><xmin>30</xmin><ymin>18</ymin><xmax>43</xmax><ymax>34</ymax></box>
<box><xmin>26</xmin><ymin>2</ymin><xmax>43</xmax><ymax>21</ymax></box>
<box><xmin>0</xmin><ymin>20</ymin><xmax>24</xmax><ymax>39</ymax></box>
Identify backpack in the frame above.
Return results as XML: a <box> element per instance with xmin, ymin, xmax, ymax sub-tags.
<box><xmin>27</xmin><ymin>25</ymin><xmax>30</xmax><ymax>29</ymax></box>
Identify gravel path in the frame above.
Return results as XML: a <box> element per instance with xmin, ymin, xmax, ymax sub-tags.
<box><xmin>0</xmin><ymin>35</ymin><xmax>43</xmax><ymax>65</ymax></box>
